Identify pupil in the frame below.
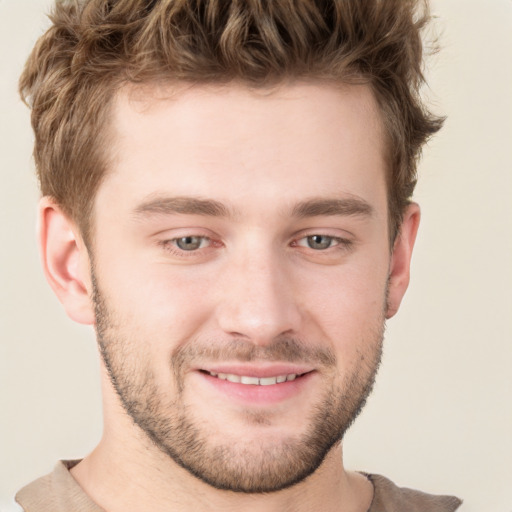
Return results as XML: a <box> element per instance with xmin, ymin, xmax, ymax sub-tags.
<box><xmin>177</xmin><ymin>236</ymin><xmax>200</xmax><ymax>250</ymax></box>
<box><xmin>308</xmin><ymin>235</ymin><xmax>331</xmax><ymax>250</ymax></box>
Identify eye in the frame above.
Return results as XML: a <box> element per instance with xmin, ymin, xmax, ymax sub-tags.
<box><xmin>172</xmin><ymin>236</ymin><xmax>210</xmax><ymax>251</ymax></box>
<box><xmin>297</xmin><ymin>235</ymin><xmax>340</xmax><ymax>250</ymax></box>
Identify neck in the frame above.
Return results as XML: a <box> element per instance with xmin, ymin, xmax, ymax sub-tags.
<box><xmin>72</xmin><ymin>436</ymin><xmax>372</xmax><ymax>512</ymax></box>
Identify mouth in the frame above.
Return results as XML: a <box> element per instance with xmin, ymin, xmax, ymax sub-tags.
<box><xmin>200</xmin><ymin>370</ymin><xmax>308</xmax><ymax>386</ymax></box>
<box><xmin>194</xmin><ymin>365</ymin><xmax>316</xmax><ymax>405</ymax></box>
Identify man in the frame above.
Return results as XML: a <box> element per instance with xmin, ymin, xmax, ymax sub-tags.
<box><xmin>14</xmin><ymin>0</ymin><xmax>462</xmax><ymax>510</ymax></box>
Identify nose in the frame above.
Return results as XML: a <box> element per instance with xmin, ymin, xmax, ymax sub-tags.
<box><xmin>215</xmin><ymin>246</ymin><xmax>302</xmax><ymax>345</ymax></box>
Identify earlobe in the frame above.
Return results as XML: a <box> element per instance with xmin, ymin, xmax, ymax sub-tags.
<box><xmin>39</xmin><ymin>197</ymin><xmax>95</xmax><ymax>325</ymax></box>
<box><xmin>386</xmin><ymin>203</ymin><xmax>421</xmax><ymax>319</ymax></box>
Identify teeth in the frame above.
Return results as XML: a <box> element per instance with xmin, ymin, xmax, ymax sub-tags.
<box><xmin>208</xmin><ymin>371</ymin><xmax>301</xmax><ymax>385</ymax></box>
<box><xmin>240</xmin><ymin>376</ymin><xmax>259</xmax><ymax>385</ymax></box>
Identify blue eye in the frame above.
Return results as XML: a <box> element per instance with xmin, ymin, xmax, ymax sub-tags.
<box><xmin>307</xmin><ymin>235</ymin><xmax>334</xmax><ymax>250</ymax></box>
<box><xmin>173</xmin><ymin>236</ymin><xmax>209</xmax><ymax>251</ymax></box>
<box><xmin>297</xmin><ymin>235</ymin><xmax>339</xmax><ymax>250</ymax></box>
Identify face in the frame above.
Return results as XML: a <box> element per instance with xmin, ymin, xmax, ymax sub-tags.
<box><xmin>90</xmin><ymin>82</ymin><xmax>393</xmax><ymax>493</ymax></box>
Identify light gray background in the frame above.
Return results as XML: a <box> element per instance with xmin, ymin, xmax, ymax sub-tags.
<box><xmin>1</xmin><ymin>1</ymin><xmax>511</xmax><ymax>510</ymax></box>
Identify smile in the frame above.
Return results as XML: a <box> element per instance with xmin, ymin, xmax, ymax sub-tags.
<box><xmin>205</xmin><ymin>371</ymin><xmax>302</xmax><ymax>386</ymax></box>
<box><xmin>196</xmin><ymin>367</ymin><xmax>316</xmax><ymax>405</ymax></box>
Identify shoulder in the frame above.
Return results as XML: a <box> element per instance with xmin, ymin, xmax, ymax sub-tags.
<box><xmin>364</xmin><ymin>473</ymin><xmax>463</xmax><ymax>512</ymax></box>
<box><xmin>14</xmin><ymin>471</ymin><xmax>54</xmax><ymax>512</ymax></box>
<box><xmin>14</xmin><ymin>460</ymin><xmax>104</xmax><ymax>512</ymax></box>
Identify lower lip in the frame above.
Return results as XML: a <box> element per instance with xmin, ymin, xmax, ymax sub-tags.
<box><xmin>195</xmin><ymin>371</ymin><xmax>315</xmax><ymax>405</ymax></box>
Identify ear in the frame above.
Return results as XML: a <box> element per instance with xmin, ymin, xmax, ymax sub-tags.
<box><xmin>386</xmin><ymin>203</ymin><xmax>421</xmax><ymax>319</ymax></box>
<box><xmin>39</xmin><ymin>197</ymin><xmax>95</xmax><ymax>325</ymax></box>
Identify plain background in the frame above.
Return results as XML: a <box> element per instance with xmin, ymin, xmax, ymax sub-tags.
<box><xmin>1</xmin><ymin>1</ymin><xmax>511</xmax><ymax>510</ymax></box>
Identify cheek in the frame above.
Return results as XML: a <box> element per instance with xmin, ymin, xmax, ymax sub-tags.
<box><xmin>93</xmin><ymin>253</ymin><xmax>216</xmax><ymax>376</ymax></box>
<box><xmin>296</xmin><ymin>261</ymin><xmax>388</xmax><ymax>348</ymax></box>
<box><xmin>96</xmin><ymin>243</ymin><xmax>211</xmax><ymax>314</ymax></box>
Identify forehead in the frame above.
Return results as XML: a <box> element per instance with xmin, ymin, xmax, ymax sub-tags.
<box><xmin>99</xmin><ymin>81</ymin><xmax>387</xmax><ymax>217</ymax></box>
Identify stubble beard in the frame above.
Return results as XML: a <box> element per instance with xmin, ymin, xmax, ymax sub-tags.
<box><xmin>92</xmin><ymin>273</ymin><xmax>384</xmax><ymax>494</ymax></box>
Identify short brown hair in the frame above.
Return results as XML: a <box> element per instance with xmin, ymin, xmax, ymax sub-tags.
<box><xmin>20</xmin><ymin>0</ymin><xmax>443</xmax><ymax>244</ymax></box>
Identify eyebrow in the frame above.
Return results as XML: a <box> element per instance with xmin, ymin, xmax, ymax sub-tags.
<box><xmin>133</xmin><ymin>195</ymin><xmax>373</xmax><ymax>220</ymax></box>
<box><xmin>133</xmin><ymin>196</ymin><xmax>232</xmax><ymax>218</ymax></box>
<box><xmin>291</xmin><ymin>197</ymin><xmax>374</xmax><ymax>219</ymax></box>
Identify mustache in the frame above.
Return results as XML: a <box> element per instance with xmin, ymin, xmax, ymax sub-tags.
<box><xmin>171</xmin><ymin>336</ymin><xmax>337</xmax><ymax>373</ymax></box>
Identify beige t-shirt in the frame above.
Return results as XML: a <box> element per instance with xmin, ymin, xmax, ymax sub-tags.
<box><xmin>15</xmin><ymin>460</ymin><xmax>462</xmax><ymax>512</ymax></box>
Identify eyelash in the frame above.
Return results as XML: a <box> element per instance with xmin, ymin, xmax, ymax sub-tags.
<box><xmin>159</xmin><ymin>233</ymin><xmax>353</xmax><ymax>257</ymax></box>
<box><xmin>159</xmin><ymin>236</ymin><xmax>216</xmax><ymax>256</ymax></box>
<box><xmin>292</xmin><ymin>234</ymin><xmax>352</xmax><ymax>251</ymax></box>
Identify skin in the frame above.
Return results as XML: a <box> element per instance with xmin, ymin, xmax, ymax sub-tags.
<box><xmin>40</xmin><ymin>81</ymin><xmax>420</xmax><ymax>512</ymax></box>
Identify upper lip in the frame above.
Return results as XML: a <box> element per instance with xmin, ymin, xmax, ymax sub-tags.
<box><xmin>197</xmin><ymin>363</ymin><xmax>315</xmax><ymax>378</ymax></box>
